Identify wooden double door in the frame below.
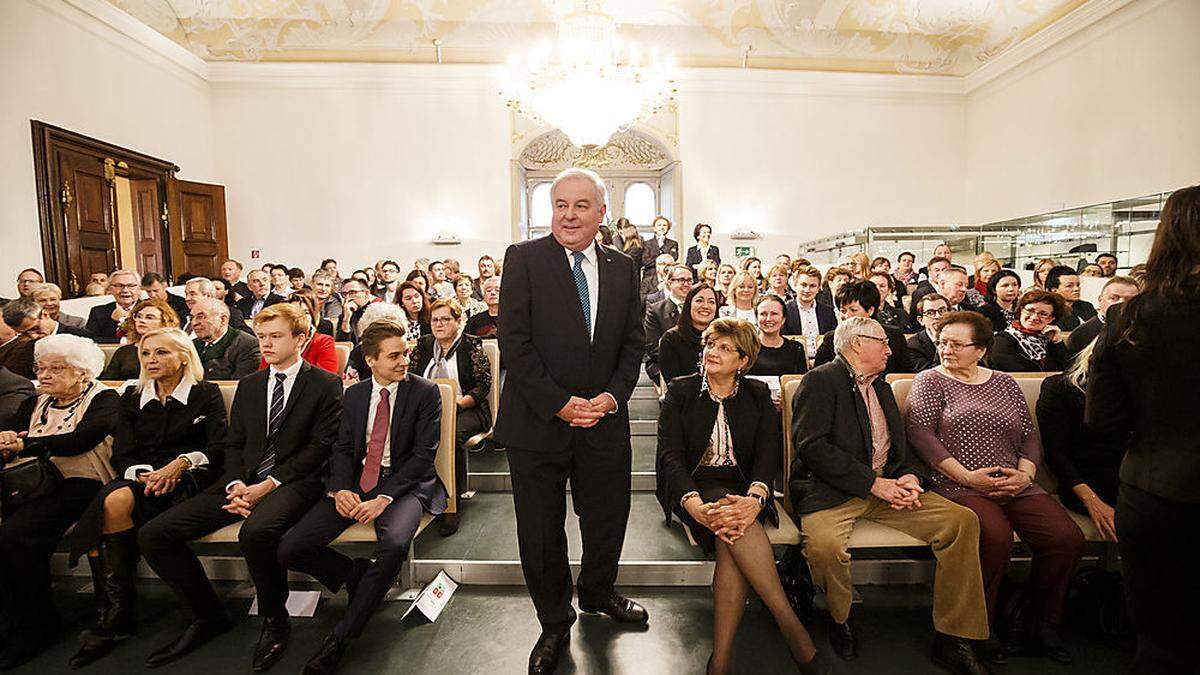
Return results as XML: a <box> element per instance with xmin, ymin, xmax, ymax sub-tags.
<box><xmin>33</xmin><ymin>122</ymin><xmax>228</xmax><ymax>295</ymax></box>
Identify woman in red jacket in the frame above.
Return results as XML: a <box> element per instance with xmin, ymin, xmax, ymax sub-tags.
<box><xmin>258</xmin><ymin>289</ymin><xmax>338</xmax><ymax>373</ymax></box>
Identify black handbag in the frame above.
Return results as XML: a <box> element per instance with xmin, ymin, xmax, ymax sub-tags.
<box><xmin>776</xmin><ymin>544</ymin><xmax>816</xmax><ymax>623</ymax></box>
<box><xmin>0</xmin><ymin>452</ymin><xmax>62</xmax><ymax>513</ymax></box>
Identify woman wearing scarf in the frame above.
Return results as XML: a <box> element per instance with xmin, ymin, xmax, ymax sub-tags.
<box><xmin>988</xmin><ymin>289</ymin><xmax>1070</xmax><ymax>372</ymax></box>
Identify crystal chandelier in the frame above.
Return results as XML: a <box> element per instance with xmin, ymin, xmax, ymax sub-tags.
<box><xmin>501</xmin><ymin>2</ymin><xmax>676</xmax><ymax>148</ymax></box>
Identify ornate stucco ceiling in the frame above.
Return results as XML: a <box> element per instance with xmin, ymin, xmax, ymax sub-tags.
<box><xmin>106</xmin><ymin>0</ymin><xmax>1092</xmax><ymax>76</ymax></box>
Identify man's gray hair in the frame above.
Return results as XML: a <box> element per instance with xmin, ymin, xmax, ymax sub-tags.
<box><xmin>109</xmin><ymin>269</ymin><xmax>138</xmax><ymax>284</ymax></box>
<box><xmin>184</xmin><ymin>277</ymin><xmax>216</xmax><ymax>296</ymax></box>
<box><xmin>833</xmin><ymin>316</ymin><xmax>884</xmax><ymax>355</ymax></box>
<box><xmin>30</xmin><ymin>282</ymin><xmax>62</xmax><ymax>299</ymax></box>
<box><xmin>312</xmin><ymin>270</ymin><xmax>335</xmax><ymax>283</ymax></box>
<box><xmin>550</xmin><ymin>168</ymin><xmax>608</xmax><ymax>206</ymax></box>
<box><xmin>3</xmin><ymin>297</ymin><xmax>40</xmax><ymax>328</ymax></box>
<box><xmin>357</xmin><ymin>302</ymin><xmax>408</xmax><ymax>339</ymax></box>
<box><xmin>35</xmin><ymin>334</ymin><xmax>105</xmax><ymax>380</ymax></box>
<box><xmin>193</xmin><ymin>297</ymin><xmax>229</xmax><ymax>320</ymax></box>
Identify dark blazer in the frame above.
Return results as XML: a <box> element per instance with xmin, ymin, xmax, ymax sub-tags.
<box><xmin>99</xmin><ymin>344</ymin><xmax>141</xmax><ymax>381</ymax></box>
<box><xmin>1037</xmin><ymin>373</ymin><xmax>1121</xmax><ymax>510</ymax></box>
<box><xmin>658</xmin><ymin>328</ymin><xmax>701</xmax><ymax>385</ymax></box>
<box><xmin>234</xmin><ymin>293</ymin><xmax>282</xmax><ymax>321</ymax></box>
<box><xmin>0</xmin><ymin>365</ymin><xmax>34</xmax><ymax>430</ymax></box>
<box><xmin>643</xmin><ymin>297</ymin><xmax>680</xmax><ymax>381</ymax></box>
<box><xmin>789</xmin><ymin>360</ymin><xmax>928</xmax><ymax>514</ymax></box>
<box><xmin>327</xmin><ymin>376</ymin><xmax>447</xmax><ymax>512</ymax></box>
<box><xmin>1065</xmin><ymin>316</ymin><xmax>1103</xmax><ymax>356</ymax></box>
<box><xmin>0</xmin><ymin>336</ymin><xmax>35</xmax><ymax>380</ymax></box>
<box><xmin>978</xmin><ymin>301</ymin><xmax>1014</xmax><ymax>332</ymax></box>
<box><xmin>656</xmin><ymin>374</ymin><xmax>778</xmax><ymax>520</ymax></box>
<box><xmin>495</xmin><ymin>236</ymin><xmax>644</xmax><ymax>453</ymax></box>
<box><xmin>813</xmin><ymin>324</ymin><xmax>914</xmax><ymax>374</ymax></box>
<box><xmin>876</xmin><ymin>302</ymin><xmax>910</xmax><ymax>332</ymax></box>
<box><xmin>782</xmin><ymin>299</ymin><xmax>837</xmax><ymax>336</ymax></box>
<box><xmin>684</xmin><ymin>244</ymin><xmax>721</xmax><ymax>273</ymax></box>
<box><xmin>209</xmin><ymin>361</ymin><xmax>342</xmax><ymax>499</ymax></box>
<box><xmin>906</xmin><ymin>330</ymin><xmax>938</xmax><ymax>372</ymax></box>
<box><xmin>1055</xmin><ymin>299</ymin><xmax>1098</xmax><ymax>331</ymax></box>
<box><xmin>111</xmin><ymin>381</ymin><xmax>229</xmax><ymax>477</ymax></box>
<box><xmin>230</xmin><ymin>281</ymin><xmax>252</xmax><ymax>304</ymax></box>
<box><xmin>643</xmin><ymin>288</ymin><xmax>666</xmax><ymax>307</ymax></box>
<box><xmin>55</xmin><ymin>321</ymin><xmax>94</xmax><ymax>339</ymax></box>
<box><xmin>988</xmin><ymin>331</ymin><xmax>1069</xmax><ymax>372</ymax></box>
<box><xmin>411</xmin><ymin>334</ymin><xmax>492</xmax><ymax>427</ymax></box>
<box><xmin>1087</xmin><ymin>299</ymin><xmax>1200</xmax><ymax>504</ymax></box>
<box><xmin>86</xmin><ymin>301</ymin><xmax>130</xmax><ymax>344</ymax></box>
<box><xmin>196</xmin><ymin>329</ymin><xmax>261</xmax><ymax>380</ymax></box>
<box><xmin>164</xmin><ymin>293</ymin><xmax>189</xmax><ymax>323</ymax></box>
<box><xmin>642</xmin><ymin>236</ymin><xmax>680</xmax><ymax>270</ymax></box>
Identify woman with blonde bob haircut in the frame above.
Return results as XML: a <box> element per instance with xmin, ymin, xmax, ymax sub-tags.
<box><xmin>65</xmin><ymin>328</ymin><xmax>229</xmax><ymax>667</ymax></box>
<box><xmin>657</xmin><ymin>317</ymin><xmax>826</xmax><ymax>674</ymax></box>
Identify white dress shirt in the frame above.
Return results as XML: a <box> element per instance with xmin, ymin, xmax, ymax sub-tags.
<box><xmin>227</xmin><ymin>357</ymin><xmax>303</xmax><ymax>491</ymax></box>
<box><xmin>796</xmin><ymin>301</ymin><xmax>820</xmax><ymax>337</ymax></box>
<box><xmin>564</xmin><ymin>245</ymin><xmax>600</xmax><ymax>341</ymax></box>
<box><xmin>124</xmin><ymin>373</ymin><xmax>210</xmax><ymax>479</ymax></box>
<box><xmin>365</xmin><ymin>377</ymin><xmax>400</xmax><ymax>469</ymax></box>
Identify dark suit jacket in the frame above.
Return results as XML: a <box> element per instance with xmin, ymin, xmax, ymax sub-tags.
<box><xmin>0</xmin><ymin>365</ymin><xmax>34</xmax><ymax>430</ymax></box>
<box><xmin>0</xmin><ymin>336</ymin><xmax>35</xmax><ymax>380</ymax></box>
<box><xmin>196</xmin><ymin>329</ymin><xmax>261</xmax><ymax>380</ymax></box>
<box><xmin>656</xmin><ymin>374</ymin><xmax>778</xmax><ymax>521</ymax></box>
<box><xmin>235</xmin><ymin>293</ymin><xmax>283</xmax><ymax>321</ymax></box>
<box><xmin>789</xmin><ymin>359</ymin><xmax>928</xmax><ymax>514</ymax></box>
<box><xmin>988</xmin><ymin>331</ymin><xmax>1068</xmax><ymax>372</ymax></box>
<box><xmin>684</xmin><ymin>245</ymin><xmax>721</xmax><ymax>273</ymax></box>
<box><xmin>906</xmin><ymin>330</ymin><xmax>938</xmax><ymax>372</ymax></box>
<box><xmin>411</xmin><ymin>334</ymin><xmax>492</xmax><ymax>427</ymax></box>
<box><xmin>210</xmin><ymin>361</ymin><xmax>342</xmax><ymax>499</ymax></box>
<box><xmin>642</xmin><ymin>237</ymin><xmax>680</xmax><ymax>271</ymax></box>
<box><xmin>658</xmin><ymin>328</ymin><xmax>701</xmax><ymax>385</ymax></box>
<box><xmin>782</xmin><ymin>299</ymin><xmax>838</xmax><ymax>336</ymax></box>
<box><xmin>165</xmin><ymin>293</ymin><xmax>188</xmax><ymax>322</ymax></box>
<box><xmin>495</xmin><ymin>236</ymin><xmax>644</xmax><ymax>453</ymax></box>
<box><xmin>55</xmin><ymin>322</ymin><xmax>94</xmax><ymax>339</ymax></box>
<box><xmin>906</xmin><ymin>282</ymin><xmax>937</xmax><ymax>330</ymax></box>
<box><xmin>1055</xmin><ymin>300</ymin><xmax>1098</xmax><ymax>331</ymax></box>
<box><xmin>327</xmin><ymin>376</ymin><xmax>447</xmax><ymax>513</ymax></box>
<box><xmin>230</xmin><ymin>281</ymin><xmax>252</xmax><ymax>304</ymax></box>
<box><xmin>1065</xmin><ymin>316</ymin><xmax>1103</xmax><ymax>356</ymax></box>
<box><xmin>1087</xmin><ymin>299</ymin><xmax>1200</xmax><ymax>504</ymax></box>
<box><xmin>111</xmin><ymin>381</ymin><xmax>228</xmax><ymax>476</ymax></box>
<box><xmin>86</xmin><ymin>301</ymin><xmax>132</xmax><ymax>344</ymax></box>
<box><xmin>644</xmin><ymin>288</ymin><xmax>666</xmax><ymax>307</ymax></box>
<box><xmin>643</xmin><ymin>297</ymin><xmax>680</xmax><ymax>381</ymax></box>
<box><xmin>813</xmin><ymin>324</ymin><xmax>914</xmax><ymax>374</ymax></box>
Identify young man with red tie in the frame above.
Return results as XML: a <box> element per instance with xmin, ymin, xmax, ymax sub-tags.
<box><xmin>279</xmin><ymin>318</ymin><xmax>447</xmax><ymax>674</ymax></box>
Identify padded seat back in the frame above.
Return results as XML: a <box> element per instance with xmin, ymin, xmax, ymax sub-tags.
<box><xmin>334</xmin><ymin>343</ymin><xmax>351</xmax><ymax>377</ymax></box>
<box><xmin>482</xmin><ymin>341</ymin><xmax>500</xmax><ymax>420</ymax></box>
<box><xmin>779</xmin><ymin>374</ymin><xmax>805</xmax><ymax>514</ymax></box>
<box><xmin>433</xmin><ymin>378</ymin><xmax>458</xmax><ymax>514</ymax></box>
<box><xmin>99</xmin><ymin>344</ymin><xmax>120</xmax><ymax>368</ymax></box>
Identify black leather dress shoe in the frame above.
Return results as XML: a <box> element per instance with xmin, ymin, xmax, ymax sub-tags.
<box><xmin>578</xmin><ymin>594</ymin><xmax>648</xmax><ymax>624</ymax></box>
<box><xmin>976</xmin><ymin>636</ymin><xmax>1008</xmax><ymax>665</ymax></box>
<box><xmin>931</xmin><ymin>633</ymin><xmax>991</xmax><ymax>675</ymax></box>
<box><xmin>302</xmin><ymin>635</ymin><xmax>348</xmax><ymax>675</ymax></box>
<box><xmin>528</xmin><ymin>628</ymin><xmax>570</xmax><ymax>675</ymax></box>
<box><xmin>144</xmin><ymin>617</ymin><xmax>231</xmax><ymax>668</ymax></box>
<box><xmin>1030</xmin><ymin>623</ymin><xmax>1072</xmax><ymax>664</ymax></box>
<box><xmin>251</xmin><ymin>615</ymin><xmax>291</xmax><ymax>672</ymax></box>
<box><xmin>828</xmin><ymin>617</ymin><xmax>858</xmax><ymax>661</ymax></box>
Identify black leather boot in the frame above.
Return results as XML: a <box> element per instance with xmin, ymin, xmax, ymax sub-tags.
<box><xmin>70</xmin><ymin>530</ymin><xmax>139</xmax><ymax>669</ymax></box>
<box><xmin>85</xmin><ymin>553</ymin><xmax>110</xmax><ymax>624</ymax></box>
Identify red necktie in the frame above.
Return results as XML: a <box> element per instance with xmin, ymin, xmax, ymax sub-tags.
<box><xmin>359</xmin><ymin>388</ymin><xmax>391</xmax><ymax>492</ymax></box>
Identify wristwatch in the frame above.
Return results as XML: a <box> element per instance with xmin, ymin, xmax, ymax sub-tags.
<box><xmin>749</xmin><ymin>491</ymin><xmax>767</xmax><ymax>508</ymax></box>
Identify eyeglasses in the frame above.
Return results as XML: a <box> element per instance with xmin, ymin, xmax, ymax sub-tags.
<box><xmin>854</xmin><ymin>334</ymin><xmax>889</xmax><ymax>344</ymax></box>
<box><xmin>33</xmin><ymin>363</ymin><xmax>70</xmax><ymax>376</ymax></box>
<box><xmin>703</xmin><ymin>342</ymin><xmax>744</xmax><ymax>357</ymax></box>
<box><xmin>109</xmin><ymin>283</ymin><xmax>138</xmax><ymax>290</ymax></box>
<box><xmin>1021</xmin><ymin>308</ymin><xmax>1054</xmax><ymax>320</ymax></box>
<box><xmin>922</xmin><ymin>308</ymin><xmax>947</xmax><ymax>317</ymax></box>
<box><xmin>429</xmin><ymin>316</ymin><xmax>457</xmax><ymax>324</ymax></box>
<box><xmin>935</xmin><ymin>340</ymin><xmax>978</xmax><ymax>352</ymax></box>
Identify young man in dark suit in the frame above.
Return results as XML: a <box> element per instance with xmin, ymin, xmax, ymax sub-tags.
<box><xmin>643</xmin><ymin>265</ymin><xmax>692</xmax><ymax>382</ymax></box>
<box><xmin>783</xmin><ymin>266</ymin><xmax>838</xmax><ymax>336</ymax></box>
<box><xmin>496</xmin><ymin>168</ymin><xmax>647</xmax><ymax>675</ymax></box>
<box><xmin>279</xmin><ymin>319</ymin><xmax>447</xmax><ymax>673</ymax></box>
<box><xmin>138</xmin><ymin>303</ymin><xmax>342</xmax><ymax>671</ymax></box>
<box><xmin>812</xmin><ymin>280</ymin><xmax>914</xmax><ymax>374</ymax></box>
<box><xmin>906</xmin><ymin>294</ymin><xmax>949</xmax><ymax>372</ymax></box>
<box><xmin>86</xmin><ymin>269</ymin><xmax>142</xmax><ymax>343</ymax></box>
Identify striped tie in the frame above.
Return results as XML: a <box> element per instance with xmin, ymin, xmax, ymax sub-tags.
<box><xmin>571</xmin><ymin>251</ymin><xmax>591</xmax><ymax>337</ymax></box>
<box><xmin>256</xmin><ymin>372</ymin><xmax>287</xmax><ymax>479</ymax></box>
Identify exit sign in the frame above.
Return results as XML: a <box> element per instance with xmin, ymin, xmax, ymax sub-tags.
<box><xmin>734</xmin><ymin>246</ymin><xmax>755</xmax><ymax>258</ymax></box>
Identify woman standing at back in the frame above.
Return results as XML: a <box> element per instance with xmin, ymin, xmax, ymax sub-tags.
<box><xmin>1086</xmin><ymin>185</ymin><xmax>1200</xmax><ymax>674</ymax></box>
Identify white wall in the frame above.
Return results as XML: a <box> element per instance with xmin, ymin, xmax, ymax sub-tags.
<box><xmin>965</xmin><ymin>0</ymin><xmax>1200</xmax><ymax>224</ymax></box>
<box><xmin>0</xmin><ymin>0</ymin><xmax>215</xmax><ymax>294</ymax></box>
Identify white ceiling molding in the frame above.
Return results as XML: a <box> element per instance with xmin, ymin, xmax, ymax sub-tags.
<box><xmin>675</xmin><ymin>67</ymin><xmax>964</xmax><ymax>100</ymax></box>
<box><xmin>964</xmin><ymin>0</ymin><xmax>1148</xmax><ymax>93</ymax></box>
<box><xmin>206</xmin><ymin>62</ymin><xmax>502</xmax><ymax>94</ymax></box>
<box><xmin>53</xmin><ymin>0</ymin><xmax>209</xmax><ymax>80</ymax></box>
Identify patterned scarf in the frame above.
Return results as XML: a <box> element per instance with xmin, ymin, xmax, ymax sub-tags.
<box><xmin>1005</xmin><ymin>321</ymin><xmax>1049</xmax><ymax>363</ymax></box>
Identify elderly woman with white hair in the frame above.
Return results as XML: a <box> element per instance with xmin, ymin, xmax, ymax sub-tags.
<box><xmin>0</xmin><ymin>334</ymin><xmax>118</xmax><ymax>669</ymax></box>
<box><xmin>64</xmin><ymin>328</ymin><xmax>228</xmax><ymax>668</ymax></box>
<box><xmin>345</xmin><ymin>301</ymin><xmax>409</xmax><ymax>383</ymax></box>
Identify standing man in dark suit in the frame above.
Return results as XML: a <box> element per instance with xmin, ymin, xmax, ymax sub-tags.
<box><xmin>236</xmin><ymin>269</ymin><xmax>283</xmax><ymax>321</ymax></box>
<box><xmin>641</xmin><ymin>216</ymin><xmax>680</xmax><ymax>279</ymax></box>
<box><xmin>497</xmin><ymin>168</ymin><xmax>648</xmax><ymax>675</ymax></box>
<box><xmin>643</xmin><ymin>265</ymin><xmax>692</xmax><ymax>383</ymax></box>
<box><xmin>280</xmin><ymin>319</ymin><xmax>447</xmax><ymax>673</ymax></box>
<box><xmin>138</xmin><ymin>303</ymin><xmax>342</xmax><ymax>671</ymax></box>
<box><xmin>86</xmin><ymin>269</ymin><xmax>142</xmax><ymax>343</ymax></box>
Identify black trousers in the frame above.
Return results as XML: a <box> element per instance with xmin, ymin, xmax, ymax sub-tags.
<box><xmin>455</xmin><ymin>406</ymin><xmax>488</xmax><ymax>496</ymax></box>
<box><xmin>508</xmin><ymin>435</ymin><xmax>631</xmax><ymax>631</ymax></box>
<box><xmin>138</xmin><ymin>484</ymin><xmax>316</xmax><ymax>621</ymax></box>
<box><xmin>0</xmin><ymin>477</ymin><xmax>100</xmax><ymax>638</ymax></box>
<box><xmin>1117</xmin><ymin>482</ymin><xmax>1200</xmax><ymax>674</ymax></box>
<box><xmin>278</xmin><ymin>492</ymin><xmax>425</xmax><ymax>639</ymax></box>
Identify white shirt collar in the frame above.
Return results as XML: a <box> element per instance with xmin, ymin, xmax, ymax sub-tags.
<box><xmin>269</xmin><ymin>357</ymin><xmax>304</xmax><ymax>382</ymax></box>
<box><xmin>564</xmin><ymin>244</ymin><xmax>598</xmax><ymax>267</ymax></box>
<box><xmin>139</xmin><ymin>371</ymin><xmax>196</xmax><ymax>409</ymax></box>
<box><xmin>371</xmin><ymin>375</ymin><xmax>401</xmax><ymax>397</ymax></box>
<box><xmin>204</xmin><ymin>327</ymin><xmax>229</xmax><ymax>346</ymax></box>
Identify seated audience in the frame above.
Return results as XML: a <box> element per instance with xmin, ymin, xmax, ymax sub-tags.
<box><xmin>812</xmin><ymin>280</ymin><xmax>913</xmax><ymax>374</ymax></box>
<box><xmin>0</xmin><ymin>297</ymin><xmax>45</xmax><ymax>379</ymax></box>
<box><xmin>287</xmin><ymin>267</ymin><xmax>306</xmax><ymax>291</ymax></box>
<box><xmin>906</xmin><ymin>256</ymin><xmax>951</xmax><ymax>330</ymax></box>
<box><xmin>714</xmin><ymin>262</ymin><xmax>737</xmax><ymax>302</ymax></box>
<box><xmin>934</xmin><ymin>267</ymin><xmax>976</xmax><ymax>313</ymax></box>
<box><xmin>916</xmin><ymin>243</ymin><xmax>953</xmax><ymax>282</ymax></box>
<box><xmin>258</xmin><ymin>289</ymin><xmax>337</xmax><ymax>374</ymax></box>
<box><xmin>783</xmin><ymin>266</ymin><xmax>837</xmax><ymax>361</ymax></box>
<box><xmin>398</xmin><ymin>281</ymin><xmax>431</xmax><ymax>343</ymax></box>
<box><xmin>182</xmin><ymin>277</ymin><xmax>251</xmax><ymax>335</ymax></box>
<box><xmin>815</xmin><ymin>267</ymin><xmax>851</xmax><ymax>308</ymax></box>
<box><xmin>657</xmin><ymin>319</ymin><xmax>824</xmax><ymax>675</ymax></box>
<box><xmin>696</xmin><ymin>259</ymin><xmax>720</xmax><ymax>291</ymax></box>
<box><xmin>988</xmin><ymin>289</ymin><xmax>1069</xmax><ymax>372</ymax></box>
<box><xmin>86</xmin><ymin>270</ymin><xmax>142</xmax><ymax>343</ymax></box>
<box><xmin>454</xmin><ymin>275</ymin><xmax>487</xmax><ymax>318</ymax></box>
<box><xmin>464</xmin><ymin>275</ymin><xmax>501</xmax><ymax>339</ymax></box>
<box><xmin>345</xmin><ymin>301</ymin><xmax>409</xmax><ymax>383</ymax></box>
<box><xmin>978</xmin><ymin>269</ymin><xmax>1022</xmax><ymax>332</ymax></box>
<box><xmin>906</xmin><ymin>293</ymin><xmax>949</xmax><ymax>372</ymax></box>
<box><xmin>869</xmin><ymin>271</ymin><xmax>909</xmax><ymax>330</ymax></box>
<box><xmin>749</xmin><ymin>295</ymin><xmax>806</xmax><ymax>378</ymax></box>
<box><xmin>642</xmin><ymin>253</ymin><xmax>676</xmax><ymax>304</ymax></box>
<box><xmin>871</xmin><ymin>256</ymin><xmax>906</xmax><ymax>305</ymax></box>
<box><xmin>1094</xmin><ymin>252</ymin><xmax>1118</xmax><ymax>277</ymax></box>
<box><xmin>791</xmin><ymin>316</ymin><xmax>988</xmax><ymax>671</ymax></box>
<box><xmin>311</xmin><ymin>271</ymin><xmax>343</xmax><ymax>323</ymax></box>
<box><xmin>137</xmin><ymin>303</ymin><xmax>342</xmax><ymax>670</ymax></box>
<box><xmin>191</xmin><ymin>298</ymin><xmax>261</xmax><ymax>380</ymax></box>
<box><xmin>318</xmin><ymin>259</ymin><xmax>341</xmax><ymax>285</ymax></box>
<box><xmin>337</xmin><ymin>278</ymin><xmax>379</xmax><ymax>342</ymax></box>
<box><xmin>373</xmin><ymin>260</ymin><xmax>402</xmax><ymax>303</ymax></box>
<box><xmin>220</xmin><ymin>259</ymin><xmax>249</xmax><ymax>304</ymax></box>
<box><xmin>88</xmin><ymin>271</ymin><xmax>109</xmax><ymax>290</ymax></box>
<box><xmin>765</xmin><ymin>263</ymin><xmax>794</xmax><ymax>302</ymax></box>
<box><xmin>411</xmin><ymin>299</ymin><xmax>491</xmax><ymax>535</ymax></box>
<box><xmin>971</xmin><ymin>257</ymin><xmax>1000</xmax><ymax>305</ymax></box>
<box><xmin>1080</xmin><ymin>263</ymin><xmax>1104</xmax><ymax>277</ymax></box>
<box><xmin>1037</xmin><ymin>340</ymin><xmax>1118</xmax><ymax>541</ymax></box>
<box><xmin>0</xmin><ymin>335</ymin><xmax>118</xmax><ymax>668</ymax></box>
<box><xmin>289</xmin><ymin>287</ymin><xmax>335</xmax><ymax>337</ymax></box>
<box><xmin>907</xmin><ymin>310</ymin><xmax>1084</xmax><ymax>663</ymax></box>
<box><xmin>658</xmin><ymin>284</ymin><xmax>718</xmax><ymax>385</ymax></box>
<box><xmin>99</xmin><ymin>298</ymin><xmax>180</xmax><ymax>381</ymax></box>
<box><xmin>142</xmin><ymin>272</ymin><xmax>188</xmax><ymax>321</ymax></box>
<box><xmin>684</xmin><ymin>223</ymin><xmax>720</xmax><ymax>274</ymax></box>
<box><xmin>84</xmin><ymin>281</ymin><xmax>107</xmax><ymax>297</ymax></box>
<box><xmin>278</xmin><ymin>319</ymin><xmax>447</xmax><ymax>673</ymax></box>
<box><xmin>1065</xmin><ymin>275</ymin><xmax>1140</xmax><ymax>356</ymax></box>
<box><xmin>427</xmin><ymin>260</ymin><xmax>454</xmax><ymax>300</ymax></box>
<box><xmin>66</xmin><ymin>328</ymin><xmax>228</xmax><ymax>668</ymax></box>
<box><xmin>893</xmin><ymin>251</ymin><xmax>917</xmax><ymax>290</ymax></box>
<box><xmin>719</xmin><ymin>271</ymin><xmax>759</xmax><ymax>324</ymax></box>
<box><xmin>209</xmin><ymin>277</ymin><xmax>231</xmax><ymax>303</ymax></box>
<box><xmin>235</xmin><ymin>269</ymin><xmax>282</xmax><ymax>320</ymax></box>
<box><xmin>644</xmin><ymin>265</ymin><xmax>692</xmax><ymax>382</ymax></box>
<box><xmin>472</xmin><ymin>255</ymin><xmax>499</xmax><ymax>300</ymax></box>
<box><xmin>268</xmin><ymin>264</ymin><xmax>291</xmax><ymax>297</ymax></box>
<box><xmin>14</xmin><ymin>268</ymin><xmax>44</xmax><ymax>299</ymax></box>
<box><xmin>31</xmin><ymin>282</ymin><xmax>88</xmax><ymax>336</ymax></box>
<box><xmin>1030</xmin><ymin>258</ymin><xmax>1055</xmax><ymax>291</ymax></box>
<box><xmin>1046</xmin><ymin>265</ymin><xmax>1097</xmax><ymax>330</ymax></box>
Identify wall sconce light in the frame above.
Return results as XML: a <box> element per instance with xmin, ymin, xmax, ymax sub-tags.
<box><xmin>432</xmin><ymin>233</ymin><xmax>461</xmax><ymax>245</ymax></box>
<box><xmin>730</xmin><ymin>229</ymin><xmax>762</xmax><ymax>241</ymax></box>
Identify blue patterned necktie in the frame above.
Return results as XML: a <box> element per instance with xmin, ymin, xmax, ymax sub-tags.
<box><xmin>571</xmin><ymin>251</ymin><xmax>591</xmax><ymax>337</ymax></box>
<box><xmin>256</xmin><ymin>372</ymin><xmax>287</xmax><ymax>479</ymax></box>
